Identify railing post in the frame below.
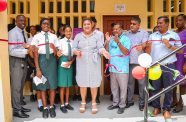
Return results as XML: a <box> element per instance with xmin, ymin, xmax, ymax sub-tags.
<box><xmin>144</xmin><ymin>68</ymin><xmax>149</xmax><ymax>122</ymax></box>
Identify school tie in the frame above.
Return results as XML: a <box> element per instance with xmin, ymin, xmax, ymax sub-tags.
<box><xmin>67</xmin><ymin>40</ymin><xmax>72</xmax><ymax>60</ymax></box>
<box><xmin>45</xmin><ymin>32</ymin><xmax>50</xmax><ymax>59</ymax></box>
<box><xmin>22</xmin><ymin>31</ymin><xmax>27</xmax><ymax>43</ymax></box>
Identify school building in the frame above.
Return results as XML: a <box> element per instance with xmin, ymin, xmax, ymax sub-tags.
<box><xmin>0</xmin><ymin>0</ymin><xmax>186</xmax><ymax>122</ymax></box>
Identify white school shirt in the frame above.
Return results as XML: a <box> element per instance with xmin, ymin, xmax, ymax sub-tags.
<box><xmin>58</xmin><ymin>37</ymin><xmax>73</xmax><ymax>56</ymax></box>
<box><xmin>31</xmin><ymin>31</ymin><xmax>59</xmax><ymax>54</ymax></box>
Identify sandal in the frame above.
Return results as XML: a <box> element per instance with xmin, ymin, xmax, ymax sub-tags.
<box><xmin>79</xmin><ymin>103</ymin><xmax>86</xmax><ymax>113</ymax></box>
<box><xmin>92</xmin><ymin>103</ymin><xmax>98</xmax><ymax>114</ymax></box>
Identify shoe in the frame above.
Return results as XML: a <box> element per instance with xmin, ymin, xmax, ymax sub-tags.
<box><xmin>92</xmin><ymin>103</ymin><xmax>98</xmax><ymax>114</ymax></box>
<box><xmin>49</xmin><ymin>107</ymin><xmax>56</xmax><ymax>118</ymax></box>
<box><xmin>139</xmin><ymin>105</ymin><xmax>144</xmax><ymax>111</ymax></box>
<box><xmin>60</xmin><ymin>106</ymin><xmax>68</xmax><ymax>113</ymax></box>
<box><xmin>79</xmin><ymin>103</ymin><xmax>86</xmax><ymax>113</ymax></box>
<box><xmin>125</xmin><ymin>102</ymin><xmax>134</xmax><ymax>108</ymax></box>
<box><xmin>30</xmin><ymin>94</ymin><xmax>36</xmax><ymax>102</ymax></box>
<box><xmin>117</xmin><ymin>107</ymin><xmax>125</xmax><ymax>114</ymax></box>
<box><xmin>152</xmin><ymin>108</ymin><xmax>161</xmax><ymax>116</ymax></box>
<box><xmin>96</xmin><ymin>99</ymin><xmax>100</xmax><ymax>105</ymax></box>
<box><xmin>65</xmin><ymin>104</ymin><xmax>74</xmax><ymax>110</ymax></box>
<box><xmin>172</xmin><ymin>107</ymin><xmax>183</xmax><ymax>113</ymax></box>
<box><xmin>107</xmin><ymin>105</ymin><xmax>119</xmax><ymax>110</ymax></box>
<box><xmin>42</xmin><ymin>108</ymin><xmax>49</xmax><ymax>118</ymax></box>
<box><xmin>21</xmin><ymin>107</ymin><xmax>31</xmax><ymax>112</ymax></box>
<box><xmin>163</xmin><ymin>110</ymin><xmax>171</xmax><ymax>119</ymax></box>
<box><xmin>20</xmin><ymin>100</ymin><xmax>26</xmax><ymax>105</ymax></box>
<box><xmin>13</xmin><ymin>110</ymin><xmax>29</xmax><ymax>118</ymax></box>
<box><xmin>38</xmin><ymin>106</ymin><xmax>43</xmax><ymax>112</ymax></box>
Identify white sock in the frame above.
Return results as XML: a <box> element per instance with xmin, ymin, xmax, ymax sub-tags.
<box><xmin>61</xmin><ymin>104</ymin><xmax>65</xmax><ymax>107</ymax></box>
<box><xmin>44</xmin><ymin>107</ymin><xmax>48</xmax><ymax>109</ymax></box>
<box><xmin>65</xmin><ymin>103</ymin><xmax>69</xmax><ymax>105</ymax></box>
<box><xmin>38</xmin><ymin>99</ymin><xmax>43</xmax><ymax>107</ymax></box>
<box><xmin>50</xmin><ymin>106</ymin><xmax>54</xmax><ymax>108</ymax></box>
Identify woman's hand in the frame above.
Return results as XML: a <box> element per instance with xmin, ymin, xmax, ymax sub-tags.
<box><xmin>102</xmin><ymin>50</ymin><xmax>110</xmax><ymax>59</ymax></box>
<box><xmin>105</xmin><ymin>32</ymin><xmax>111</xmax><ymax>43</ymax></box>
<box><xmin>57</xmin><ymin>50</ymin><xmax>62</xmax><ymax>57</ymax></box>
<box><xmin>36</xmin><ymin>69</ymin><xmax>42</xmax><ymax>79</ymax></box>
<box><xmin>64</xmin><ymin>61</ymin><xmax>72</xmax><ymax>68</ymax></box>
<box><xmin>74</xmin><ymin>50</ymin><xmax>82</xmax><ymax>58</ymax></box>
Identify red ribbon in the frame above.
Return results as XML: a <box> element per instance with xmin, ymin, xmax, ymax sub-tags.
<box><xmin>0</xmin><ymin>39</ymin><xmax>8</xmax><ymax>42</ymax></box>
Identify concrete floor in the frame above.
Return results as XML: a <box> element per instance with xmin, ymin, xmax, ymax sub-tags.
<box><xmin>13</xmin><ymin>95</ymin><xmax>186</xmax><ymax>122</ymax></box>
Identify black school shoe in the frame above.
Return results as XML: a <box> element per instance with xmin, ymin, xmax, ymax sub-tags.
<box><xmin>49</xmin><ymin>107</ymin><xmax>56</xmax><ymax>118</ymax></box>
<box><xmin>42</xmin><ymin>108</ymin><xmax>49</xmax><ymax>118</ymax></box>
<box><xmin>60</xmin><ymin>106</ymin><xmax>68</xmax><ymax>113</ymax></box>
<box><xmin>117</xmin><ymin>107</ymin><xmax>125</xmax><ymax>114</ymax></box>
<box><xmin>65</xmin><ymin>104</ymin><xmax>74</xmax><ymax>110</ymax></box>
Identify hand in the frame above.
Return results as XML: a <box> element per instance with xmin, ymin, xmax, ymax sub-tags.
<box><xmin>113</xmin><ymin>34</ymin><xmax>119</xmax><ymax>43</ymax></box>
<box><xmin>105</xmin><ymin>32</ymin><xmax>111</xmax><ymax>43</ymax></box>
<box><xmin>36</xmin><ymin>69</ymin><xmax>42</xmax><ymax>79</ymax></box>
<box><xmin>102</xmin><ymin>50</ymin><xmax>110</xmax><ymax>59</ymax></box>
<box><xmin>183</xmin><ymin>62</ymin><xmax>186</xmax><ymax>74</ymax></box>
<box><xmin>74</xmin><ymin>50</ymin><xmax>82</xmax><ymax>58</ymax></box>
<box><xmin>136</xmin><ymin>45</ymin><xmax>143</xmax><ymax>52</ymax></box>
<box><xmin>50</xmin><ymin>43</ymin><xmax>55</xmax><ymax>49</ymax></box>
<box><xmin>162</xmin><ymin>39</ymin><xmax>171</xmax><ymax>48</ymax></box>
<box><xmin>64</xmin><ymin>61</ymin><xmax>72</xmax><ymax>68</ymax></box>
<box><xmin>57</xmin><ymin>50</ymin><xmax>62</xmax><ymax>57</ymax></box>
<box><xmin>23</xmin><ymin>43</ymin><xmax>30</xmax><ymax>49</ymax></box>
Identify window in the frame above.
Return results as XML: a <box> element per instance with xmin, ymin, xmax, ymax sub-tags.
<box><xmin>11</xmin><ymin>2</ymin><xmax>16</xmax><ymax>14</ymax></box>
<box><xmin>147</xmin><ymin>16</ymin><xmax>152</xmax><ymax>29</ymax></box>
<box><xmin>82</xmin><ymin>0</ymin><xmax>86</xmax><ymax>12</ymax></box>
<box><xmin>26</xmin><ymin>18</ymin><xmax>30</xmax><ymax>27</ymax></box>
<box><xmin>163</xmin><ymin>0</ymin><xmax>168</xmax><ymax>12</ymax></box>
<box><xmin>171</xmin><ymin>0</ymin><xmax>175</xmax><ymax>12</ymax></box>
<box><xmin>57</xmin><ymin>17</ymin><xmax>62</xmax><ymax>27</ymax></box>
<box><xmin>74</xmin><ymin>17</ymin><xmax>78</xmax><ymax>28</ymax></box>
<box><xmin>147</xmin><ymin>0</ymin><xmax>152</xmax><ymax>12</ymax></box>
<box><xmin>65</xmin><ymin>0</ymin><xmax>70</xmax><ymax>13</ymax></box>
<box><xmin>49</xmin><ymin>17</ymin><xmax>54</xmax><ymax>29</ymax></box>
<box><xmin>171</xmin><ymin>16</ymin><xmax>175</xmax><ymax>28</ymax></box>
<box><xmin>73</xmin><ymin>1</ymin><xmax>78</xmax><ymax>12</ymax></box>
<box><xmin>49</xmin><ymin>2</ymin><xmax>54</xmax><ymax>13</ymax></box>
<box><xmin>90</xmin><ymin>0</ymin><xmax>95</xmax><ymax>12</ymax></box>
<box><xmin>65</xmin><ymin>17</ymin><xmax>70</xmax><ymax>26</ymax></box>
<box><xmin>57</xmin><ymin>1</ymin><xmax>62</xmax><ymax>13</ymax></box>
<box><xmin>41</xmin><ymin>2</ymin><xmax>45</xmax><ymax>13</ymax></box>
<box><xmin>27</xmin><ymin>1</ymin><xmax>30</xmax><ymax>14</ymax></box>
<box><xmin>179</xmin><ymin>0</ymin><xmax>184</xmax><ymax>12</ymax></box>
<box><xmin>20</xmin><ymin>2</ymin><xmax>24</xmax><ymax>14</ymax></box>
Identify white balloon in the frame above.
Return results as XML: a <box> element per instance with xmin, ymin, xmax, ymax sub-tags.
<box><xmin>138</xmin><ymin>53</ymin><xmax>152</xmax><ymax>68</ymax></box>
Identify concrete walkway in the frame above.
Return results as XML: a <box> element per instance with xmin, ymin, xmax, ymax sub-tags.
<box><xmin>13</xmin><ymin>96</ymin><xmax>186</xmax><ymax>122</ymax></box>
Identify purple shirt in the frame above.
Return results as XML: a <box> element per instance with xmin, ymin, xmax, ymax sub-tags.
<box><xmin>176</xmin><ymin>30</ymin><xmax>186</xmax><ymax>79</ymax></box>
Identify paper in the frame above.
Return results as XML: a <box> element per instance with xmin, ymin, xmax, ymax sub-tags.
<box><xmin>61</xmin><ymin>62</ymin><xmax>70</xmax><ymax>68</ymax></box>
<box><xmin>181</xmin><ymin>94</ymin><xmax>186</xmax><ymax>106</ymax></box>
<box><xmin>33</xmin><ymin>75</ymin><xmax>47</xmax><ymax>86</ymax></box>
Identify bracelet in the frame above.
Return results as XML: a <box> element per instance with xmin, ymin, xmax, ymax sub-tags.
<box><xmin>36</xmin><ymin>67</ymin><xmax>40</xmax><ymax>71</ymax></box>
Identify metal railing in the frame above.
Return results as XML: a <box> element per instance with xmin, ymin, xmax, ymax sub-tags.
<box><xmin>144</xmin><ymin>43</ymin><xmax>186</xmax><ymax>122</ymax></box>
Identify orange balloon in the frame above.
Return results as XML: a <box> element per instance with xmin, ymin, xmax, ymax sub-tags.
<box><xmin>132</xmin><ymin>66</ymin><xmax>146</xmax><ymax>80</ymax></box>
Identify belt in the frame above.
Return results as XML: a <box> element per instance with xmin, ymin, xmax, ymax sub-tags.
<box><xmin>10</xmin><ymin>56</ymin><xmax>26</xmax><ymax>60</ymax></box>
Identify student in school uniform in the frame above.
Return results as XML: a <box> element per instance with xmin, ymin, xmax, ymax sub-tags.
<box><xmin>31</xmin><ymin>18</ymin><xmax>58</xmax><ymax>118</ymax></box>
<box><xmin>57</xmin><ymin>25</ymin><xmax>75</xmax><ymax>113</ymax></box>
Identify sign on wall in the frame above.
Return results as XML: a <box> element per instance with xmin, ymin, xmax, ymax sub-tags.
<box><xmin>115</xmin><ymin>4</ymin><xmax>126</xmax><ymax>13</ymax></box>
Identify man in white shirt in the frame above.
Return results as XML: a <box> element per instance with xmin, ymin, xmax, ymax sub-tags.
<box><xmin>9</xmin><ymin>15</ymin><xmax>31</xmax><ymax>118</ymax></box>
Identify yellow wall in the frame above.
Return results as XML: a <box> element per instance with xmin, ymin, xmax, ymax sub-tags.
<box><xmin>0</xmin><ymin>1</ymin><xmax>12</xmax><ymax>121</ymax></box>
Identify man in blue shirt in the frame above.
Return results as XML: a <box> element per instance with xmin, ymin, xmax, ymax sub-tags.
<box><xmin>147</xmin><ymin>16</ymin><xmax>182</xmax><ymax>119</ymax></box>
<box><xmin>105</xmin><ymin>23</ymin><xmax>131</xmax><ymax>114</ymax></box>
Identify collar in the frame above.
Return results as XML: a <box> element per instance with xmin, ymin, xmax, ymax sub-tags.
<box><xmin>156</xmin><ymin>30</ymin><xmax>171</xmax><ymax>35</ymax></box>
<box><xmin>64</xmin><ymin>37</ymin><xmax>72</xmax><ymax>42</ymax></box>
<box><xmin>15</xmin><ymin>26</ymin><xmax>24</xmax><ymax>32</ymax></box>
<box><xmin>41</xmin><ymin>31</ymin><xmax>50</xmax><ymax>35</ymax></box>
<box><xmin>129</xmin><ymin>29</ymin><xmax>141</xmax><ymax>33</ymax></box>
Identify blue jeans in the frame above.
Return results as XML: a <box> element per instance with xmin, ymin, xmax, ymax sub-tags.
<box><xmin>151</xmin><ymin>63</ymin><xmax>175</xmax><ymax>111</ymax></box>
